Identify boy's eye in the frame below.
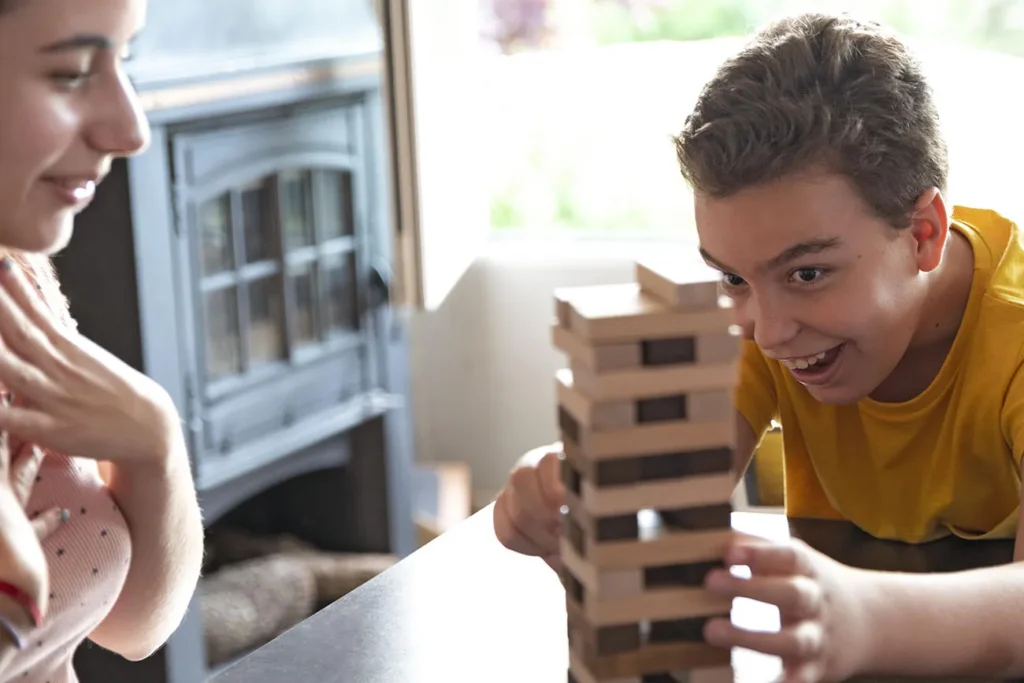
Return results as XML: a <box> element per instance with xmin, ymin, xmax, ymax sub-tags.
<box><xmin>721</xmin><ymin>273</ymin><xmax>746</xmax><ymax>288</ymax></box>
<box><xmin>792</xmin><ymin>268</ymin><xmax>824</xmax><ymax>284</ymax></box>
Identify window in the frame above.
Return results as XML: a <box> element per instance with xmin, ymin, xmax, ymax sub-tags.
<box><xmin>385</xmin><ymin>0</ymin><xmax>1024</xmax><ymax>310</ymax></box>
<box><xmin>196</xmin><ymin>167</ymin><xmax>360</xmax><ymax>392</ymax></box>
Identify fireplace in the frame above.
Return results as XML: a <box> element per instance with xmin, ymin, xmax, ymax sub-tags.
<box><xmin>51</xmin><ymin>2</ymin><xmax>415</xmax><ymax>681</ymax></box>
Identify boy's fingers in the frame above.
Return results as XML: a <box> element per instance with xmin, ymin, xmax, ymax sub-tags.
<box><xmin>31</xmin><ymin>507</ymin><xmax>68</xmax><ymax>541</ymax></box>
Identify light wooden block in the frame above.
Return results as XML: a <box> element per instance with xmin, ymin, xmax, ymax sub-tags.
<box><xmin>554</xmin><ymin>283</ymin><xmax>734</xmax><ymax>343</ymax></box>
<box><xmin>579</xmin><ymin>474</ymin><xmax>734</xmax><ymax>517</ymax></box>
<box><xmin>553</xmin><ymin>323</ymin><xmax>739</xmax><ymax>376</ymax></box>
<box><xmin>557</xmin><ymin>368</ymin><xmax>732</xmax><ymax>431</ymax></box>
<box><xmin>569</xmin><ymin>359</ymin><xmax>736</xmax><ymax>402</ymax></box>
<box><xmin>562</xmin><ymin>528</ymin><xmax>734</xmax><ymax>572</ymax></box>
<box><xmin>553</xmin><ymin>324</ymin><xmax>643</xmax><ymax>374</ymax></box>
<box><xmin>563</xmin><ymin>416</ymin><xmax>734</xmax><ymax>460</ymax></box>
<box><xmin>569</xmin><ymin>631</ymin><xmax>732</xmax><ymax>679</ymax></box>
<box><xmin>671</xmin><ymin>665</ymin><xmax>735</xmax><ymax>683</ymax></box>
<box><xmin>635</xmin><ymin>259</ymin><xmax>721</xmax><ymax>310</ymax></box>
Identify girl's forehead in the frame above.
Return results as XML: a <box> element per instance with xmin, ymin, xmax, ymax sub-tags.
<box><xmin>0</xmin><ymin>0</ymin><xmax>145</xmax><ymax>46</ymax></box>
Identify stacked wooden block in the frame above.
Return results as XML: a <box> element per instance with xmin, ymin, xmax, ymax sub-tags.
<box><xmin>552</xmin><ymin>259</ymin><xmax>740</xmax><ymax>683</ymax></box>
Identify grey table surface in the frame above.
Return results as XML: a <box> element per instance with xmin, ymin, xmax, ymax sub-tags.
<box><xmin>210</xmin><ymin>505</ymin><xmax>1015</xmax><ymax>683</ymax></box>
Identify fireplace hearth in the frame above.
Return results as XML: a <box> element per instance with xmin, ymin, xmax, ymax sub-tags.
<box><xmin>53</xmin><ymin>2</ymin><xmax>415</xmax><ymax>681</ymax></box>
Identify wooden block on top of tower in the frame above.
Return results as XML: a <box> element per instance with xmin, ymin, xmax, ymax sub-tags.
<box><xmin>635</xmin><ymin>259</ymin><xmax>722</xmax><ymax>311</ymax></box>
<box><xmin>554</xmin><ymin>283</ymin><xmax>733</xmax><ymax>344</ymax></box>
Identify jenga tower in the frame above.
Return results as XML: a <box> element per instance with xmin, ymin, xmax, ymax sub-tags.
<box><xmin>551</xmin><ymin>258</ymin><xmax>740</xmax><ymax>683</ymax></box>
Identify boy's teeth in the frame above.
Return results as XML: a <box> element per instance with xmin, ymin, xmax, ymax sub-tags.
<box><xmin>784</xmin><ymin>350</ymin><xmax>828</xmax><ymax>370</ymax></box>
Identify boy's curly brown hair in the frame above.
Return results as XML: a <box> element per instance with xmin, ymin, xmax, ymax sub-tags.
<box><xmin>674</xmin><ymin>12</ymin><xmax>948</xmax><ymax>229</ymax></box>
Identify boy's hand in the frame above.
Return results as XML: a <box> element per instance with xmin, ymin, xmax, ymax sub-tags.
<box><xmin>493</xmin><ymin>443</ymin><xmax>566</xmax><ymax>571</ymax></box>
<box><xmin>703</xmin><ymin>536</ymin><xmax>872</xmax><ymax>682</ymax></box>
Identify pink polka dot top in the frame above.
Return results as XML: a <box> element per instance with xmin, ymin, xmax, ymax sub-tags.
<box><xmin>14</xmin><ymin>455</ymin><xmax>132</xmax><ymax>683</ymax></box>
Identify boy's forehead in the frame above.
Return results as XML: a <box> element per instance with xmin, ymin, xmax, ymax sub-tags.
<box><xmin>694</xmin><ymin>173</ymin><xmax>876</xmax><ymax>271</ymax></box>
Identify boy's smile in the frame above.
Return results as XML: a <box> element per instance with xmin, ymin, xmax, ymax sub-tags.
<box><xmin>694</xmin><ymin>170</ymin><xmax>954</xmax><ymax>405</ymax></box>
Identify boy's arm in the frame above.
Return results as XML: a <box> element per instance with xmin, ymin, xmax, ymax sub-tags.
<box><xmin>732</xmin><ymin>411</ymin><xmax>758</xmax><ymax>484</ymax></box>
<box><xmin>853</xmin><ymin>498</ymin><xmax>1024</xmax><ymax>678</ymax></box>
<box><xmin>730</xmin><ymin>338</ymin><xmax>777</xmax><ymax>485</ymax></box>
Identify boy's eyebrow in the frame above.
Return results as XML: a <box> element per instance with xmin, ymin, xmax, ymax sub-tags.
<box><xmin>40</xmin><ymin>34</ymin><xmax>114</xmax><ymax>53</ymax></box>
<box><xmin>765</xmin><ymin>237</ymin><xmax>842</xmax><ymax>270</ymax></box>
<box><xmin>699</xmin><ymin>236</ymin><xmax>843</xmax><ymax>274</ymax></box>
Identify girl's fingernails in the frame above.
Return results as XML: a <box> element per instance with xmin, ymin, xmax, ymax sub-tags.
<box><xmin>60</xmin><ymin>509</ymin><xmax>70</xmax><ymax>523</ymax></box>
<box><xmin>0</xmin><ymin>257</ymin><xmax>11</xmax><ymax>271</ymax></box>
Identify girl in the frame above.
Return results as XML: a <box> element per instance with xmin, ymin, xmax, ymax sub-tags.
<box><xmin>0</xmin><ymin>0</ymin><xmax>204</xmax><ymax>680</ymax></box>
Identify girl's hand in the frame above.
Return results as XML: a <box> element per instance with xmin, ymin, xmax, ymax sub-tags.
<box><xmin>702</xmin><ymin>537</ymin><xmax>873</xmax><ymax>683</ymax></box>
<box><xmin>0</xmin><ymin>438</ymin><xmax>68</xmax><ymax>654</ymax></box>
<box><xmin>0</xmin><ymin>260</ymin><xmax>181</xmax><ymax>468</ymax></box>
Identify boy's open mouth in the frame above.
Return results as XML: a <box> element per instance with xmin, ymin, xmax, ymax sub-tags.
<box><xmin>782</xmin><ymin>344</ymin><xmax>845</xmax><ymax>384</ymax></box>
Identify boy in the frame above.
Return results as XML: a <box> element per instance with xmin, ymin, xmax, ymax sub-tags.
<box><xmin>493</xmin><ymin>11</ymin><xmax>1024</xmax><ymax>681</ymax></box>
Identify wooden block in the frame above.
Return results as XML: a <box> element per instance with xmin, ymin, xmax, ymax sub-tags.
<box><xmin>560</xmin><ymin>415</ymin><xmax>733</xmax><ymax>461</ymax></box>
<box><xmin>561</xmin><ymin>531</ymin><xmax>727</xmax><ymax>596</ymax></box>
<box><xmin>568</xmin><ymin>651</ymin><xmax>640</xmax><ymax>683</ymax></box>
<box><xmin>562</xmin><ymin>521</ymin><xmax>733</xmax><ymax>571</ymax></box>
<box><xmin>571</xmin><ymin>577</ymin><xmax>731</xmax><ymax>626</ymax></box>
<box><xmin>694</xmin><ymin>332</ymin><xmax>740</xmax><ymax>365</ymax></box>
<box><xmin>558</xmin><ymin>370</ymin><xmax>636</xmax><ymax>431</ymax></box>
<box><xmin>561</xmin><ymin>485</ymin><xmax>734</xmax><ymax>569</ymax></box>
<box><xmin>570</xmin><ymin>359</ymin><xmax>736</xmax><ymax>402</ymax></box>
<box><xmin>554</xmin><ymin>283</ymin><xmax>734</xmax><ymax>343</ymax></box>
<box><xmin>561</xmin><ymin>436</ymin><xmax>732</xmax><ymax>490</ymax></box>
<box><xmin>579</xmin><ymin>474</ymin><xmax>733</xmax><ymax>517</ymax></box>
<box><xmin>569</xmin><ymin>627</ymin><xmax>731</xmax><ymax>679</ymax></box>
<box><xmin>634</xmin><ymin>260</ymin><xmax>721</xmax><ymax>310</ymax></box>
<box><xmin>553</xmin><ymin>324</ymin><xmax>739</xmax><ymax>376</ymax></box>
<box><xmin>553</xmin><ymin>325</ymin><xmax>643</xmax><ymax>373</ymax></box>
<box><xmin>669</xmin><ymin>665</ymin><xmax>734</xmax><ymax>683</ymax></box>
<box><xmin>557</xmin><ymin>369</ymin><xmax>733</xmax><ymax>431</ymax></box>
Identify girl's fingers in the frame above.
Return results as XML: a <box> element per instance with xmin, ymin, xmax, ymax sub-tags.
<box><xmin>0</xmin><ymin>349</ymin><xmax>62</xmax><ymax>407</ymax></box>
<box><xmin>31</xmin><ymin>507</ymin><xmax>68</xmax><ymax>541</ymax></box>
<box><xmin>0</xmin><ymin>284</ymin><xmax>61</xmax><ymax>375</ymax></box>
<box><xmin>0</xmin><ymin>407</ymin><xmax>60</xmax><ymax>450</ymax></box>
<box><xmin>9</xmin><ymin>445</ymin><xmax>44</xmax><ymax>508</ymax></box>
<box><xmin>0</xmin><ymin>260</ymin><xmax>66</xmax><ymax>348</ymax></box>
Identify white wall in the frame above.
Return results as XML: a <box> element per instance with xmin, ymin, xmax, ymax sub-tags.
<box><xmin>407</xmin><ymin>241</ymin><xmax>698</xmax><ymax>504</ymax></box>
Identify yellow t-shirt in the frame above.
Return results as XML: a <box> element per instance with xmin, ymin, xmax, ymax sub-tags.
<box><xmin>735</xmin><ymin>206</ymin><xmax>1024</xmax><ymax>543</ymax></box>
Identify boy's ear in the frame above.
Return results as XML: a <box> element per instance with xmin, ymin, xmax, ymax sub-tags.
<box><xmin>909</xmin><ymin>187</ymin><xmax>948</xmax><ymax>273</ymax></box>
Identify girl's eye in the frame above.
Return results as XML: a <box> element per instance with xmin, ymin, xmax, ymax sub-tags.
<box><xmin>51</xmin><ymin>71</ymin><xmax>91</xmax><ymax>89</ymax></box>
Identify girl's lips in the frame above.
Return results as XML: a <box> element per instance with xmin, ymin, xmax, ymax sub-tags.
<box><xmin>42</xmin><ymin>178</ymin><xmax>97</xmax><ymax>207</ymax></box>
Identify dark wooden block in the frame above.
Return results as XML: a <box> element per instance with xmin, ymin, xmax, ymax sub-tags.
<box><xmin>645</xmin><ymin>560</ymin><xmax>723</xmax><ymax>589</ymax></box>
<box><xmin>648</xmin><ymin>615</ymin><xmax>717</xmax><ymax>644</ymax></box>
<box><xmin>658</xmin><ymin>503</ymin><xmax>732</xmax><ymax>531</ymax></box>
<box><xmin>637</xmin><ymin>395</ymin><xmax>687</xmax><ymax>423</ymax></box>
<box><xmin>642</xmin><ymin>337</ymin><xmax>696</xmax><ymax>366</ymax></box>
<box><xmin>639</xmin><ymin>448</ymin><xmax>731</xmax><ymax>482</ymax></box>
<box><xmin>560</xmin><ymin>406</ymin><xmax>581</xmax><ymax>443</ymax></box>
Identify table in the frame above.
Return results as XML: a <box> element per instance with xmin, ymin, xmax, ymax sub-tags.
<box><xmin>210</xmin><ymin>506</ymin><xmax>1014</xmax><ymax>683</ymax></box>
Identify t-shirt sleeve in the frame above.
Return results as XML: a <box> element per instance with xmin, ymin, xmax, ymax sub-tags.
<box><xmin>733</xmin><ymin>339</ymin><xmax>779</xmax><ymax>440</ymax></box>
<box><xmin>1000</xmin><ymin>347</ymin><xmax>1024</xmax><ymax>470</ymax></box>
